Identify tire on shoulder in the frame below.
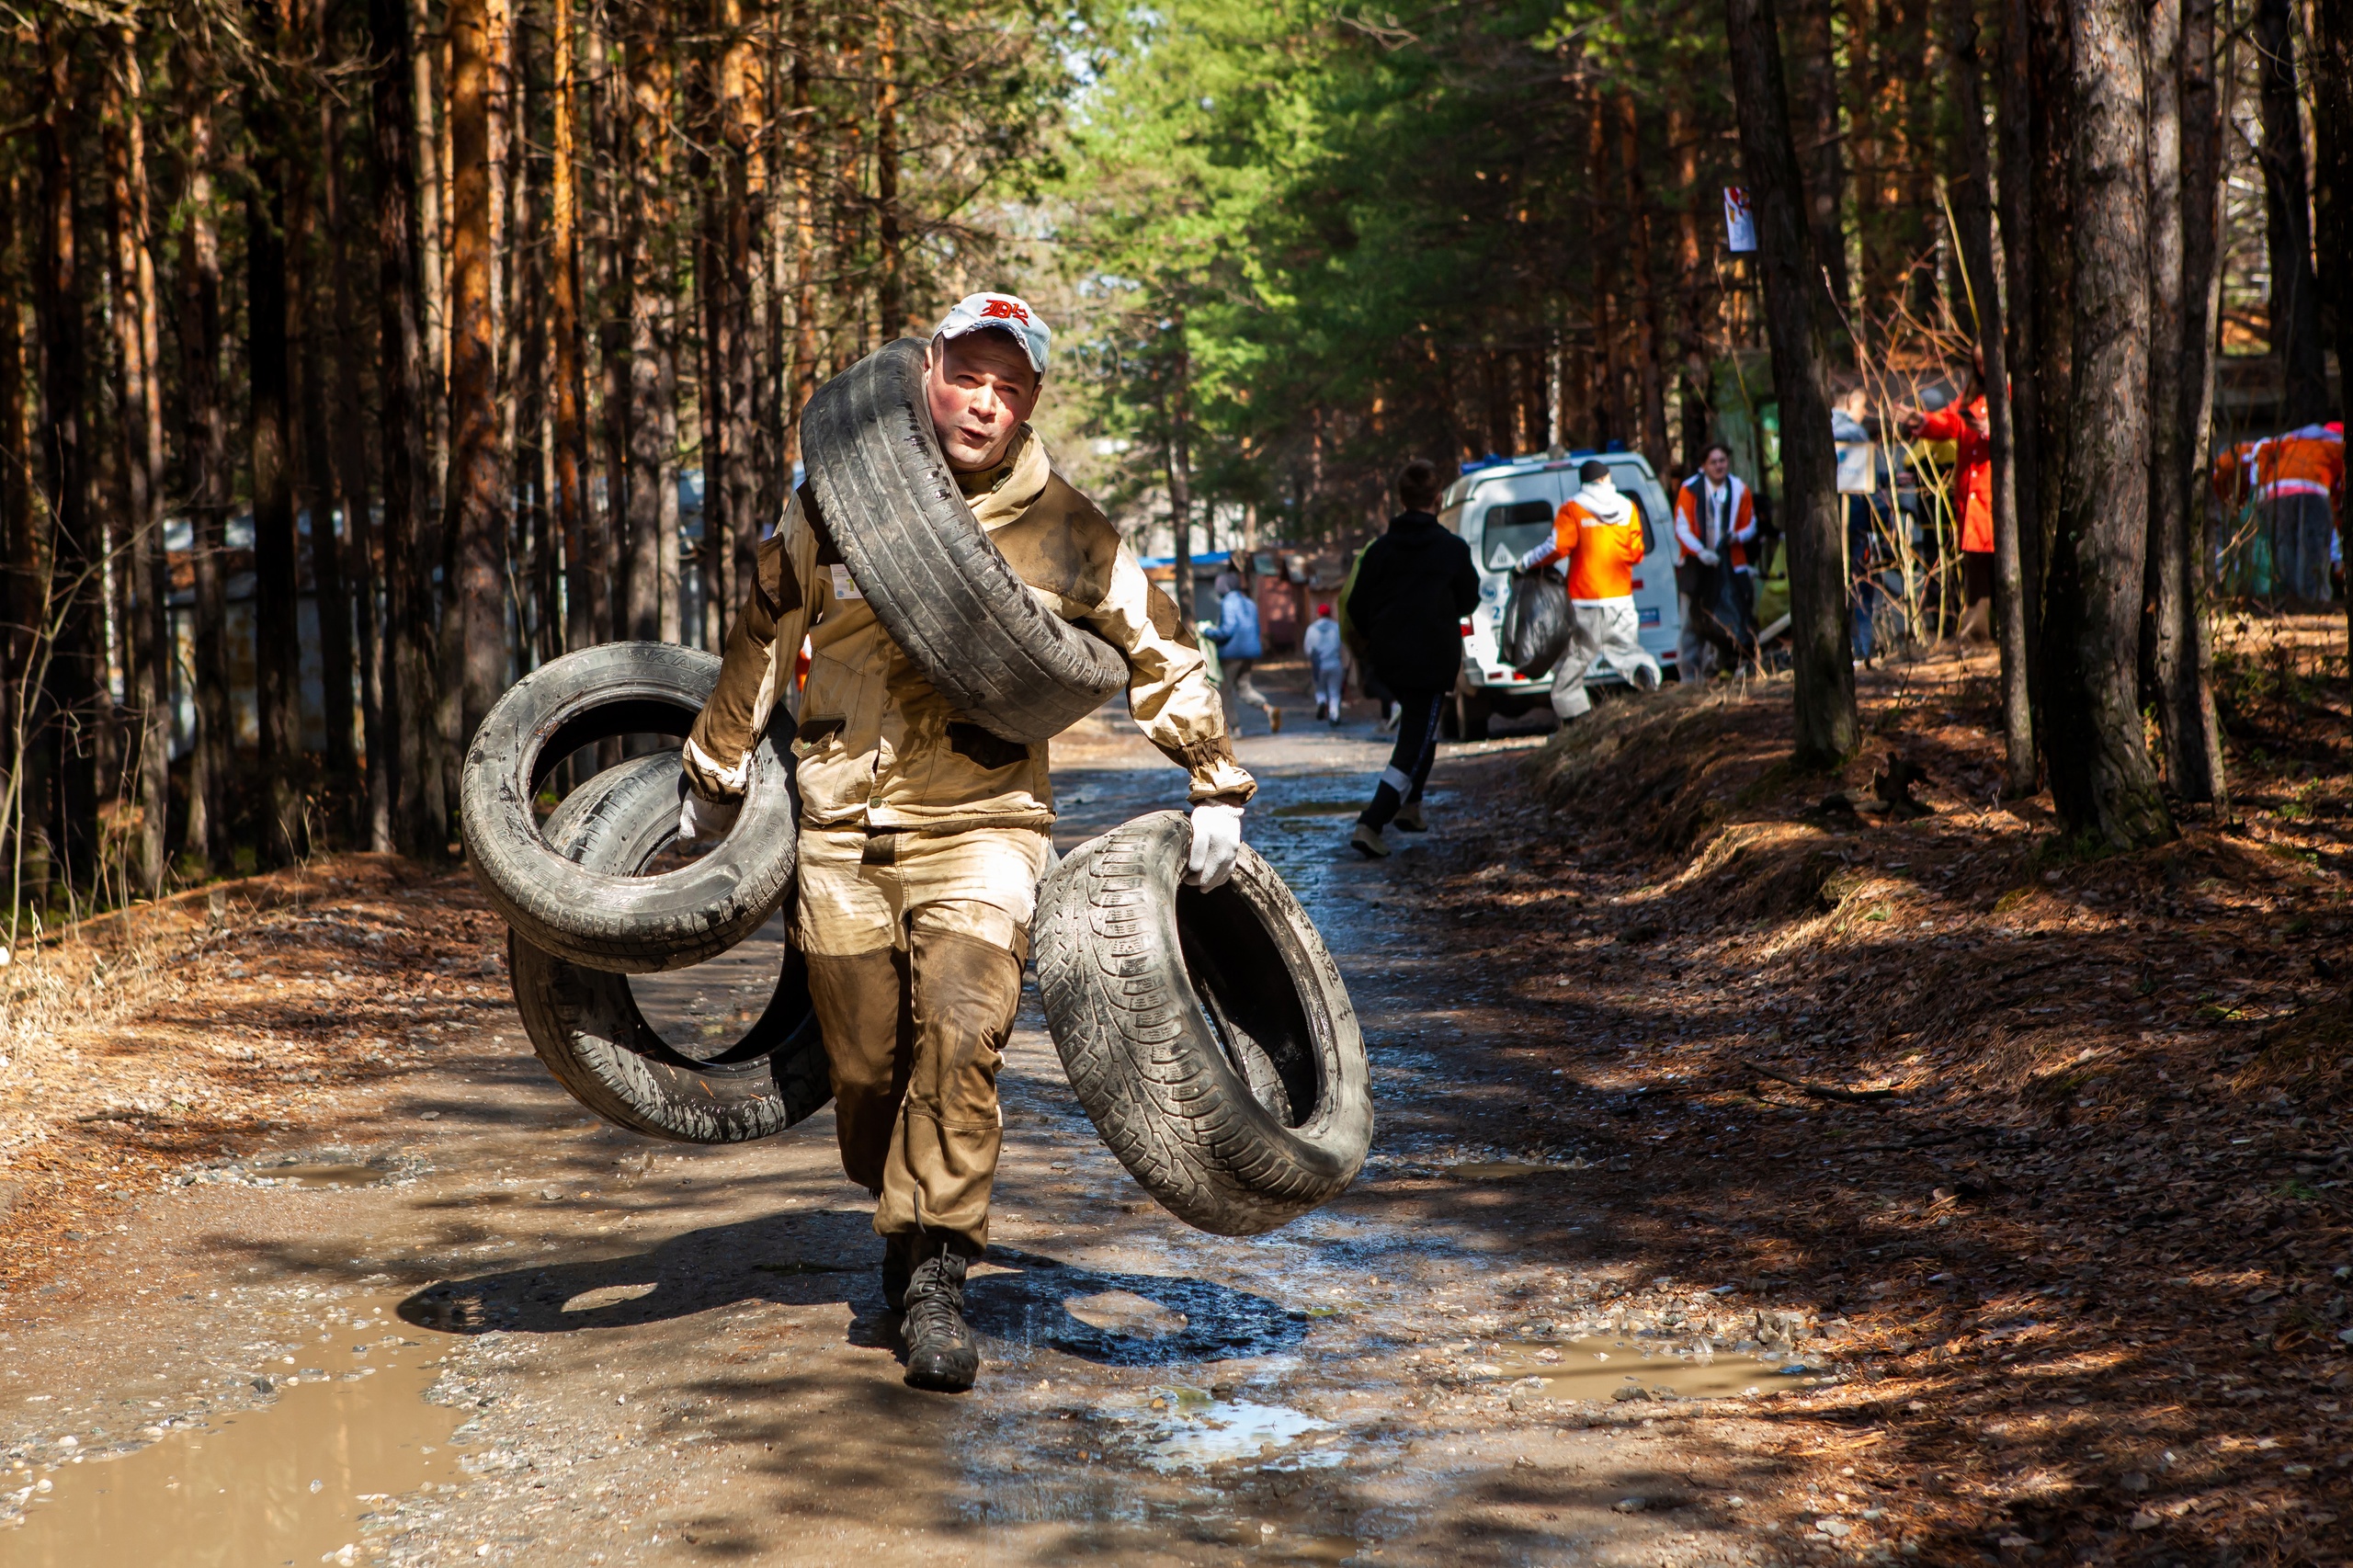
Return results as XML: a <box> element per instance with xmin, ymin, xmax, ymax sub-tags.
<box><xmin>508</xmin><ymin>752</ymin><xmax>830</xmax><ymax>1143</ymax></box>
<box><xmin>1031</xmin><ymin>812</ymin><xmax>1371</xmax><ymax>1235</ymax></box>
<box><xmin>460</xmin><ymin>641</ymin><xmax>797</xmax><ymax>973</ymax></box>
<box><xmin>799</xmin><ymin>337</ymin><xmax>1125</xmax><ymax>745</ymax></box>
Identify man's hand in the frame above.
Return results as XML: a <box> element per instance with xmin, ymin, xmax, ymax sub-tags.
<box><xmin>1697</xmin><ymin>547</ymin><xmax>1721</xmax><ymax>567</ymax></box>
<box><xmin>676</xmin><ymin>787</ymin><xmax>741</xmax><ymax>846</ymax></box>
<box><xmin>1186</xmin><ymin>803</ymin><xmax>1245</xmax><ymax>890</ymax></box>
<box><xmin>1898</xmin><ymin>410</ymin><xmax>1927</xmax><ymax>439</ymax></box>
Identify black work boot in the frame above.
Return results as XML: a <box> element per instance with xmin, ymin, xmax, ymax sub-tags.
<box><xmin>881</xmin><ymin>1231</ymin><xmax>920</xmax><ymax>1313</ymax></box>
<box><xmin>899</xmin><ymin>1244</ymin><xmax>980</xmax><ymax>1392</ymax></box>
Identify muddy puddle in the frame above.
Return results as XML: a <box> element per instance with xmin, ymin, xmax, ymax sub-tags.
<box><xmin>1269</xmin><ymin>801</ymin><xmax>1360</xmax><ymax>818</ymax></box>
<box><xmin>1476</xmin><ymin>1336</ymin><xmax>1809</xmax><ymax>1403</ymax></box>
<box><xmin>253</xmin><ymin>1163</ymin><xmax>390</xmax><ymax>1190</ymax></box>
<box><xmin>8</xmin><ymin>1297</ymin><xmax>462</xmax><ymax>1566</ymax></box>
<box><xmin>1127</xmin><ymin>1389</ymin><xmax>1340</xmax><ymax>1472</ymax></box>
<box><xmin>1446</xmin><ymin>1160</ymin><xmax>1574</xmax><ymax>1180</ymax></box>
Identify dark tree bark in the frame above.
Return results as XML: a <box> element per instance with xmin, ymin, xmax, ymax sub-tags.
<box><xmin>1997</xmin><ymin>0</ymin><xmax>2041</xmax><ymax>665</ymax></box>
<box><xmin>2254</xmin><ymin>0</ymin><xmax>2328</xmax><ymax>426</ymax></box>
<box><xmin>2312</xmin><ymin>0</ymin><xmax>2353</xmax><ymax>658</ymax></box>
<box><xmin>1725</xmin><ymin>0</ymin><xmax>1858</xmax><ymax>768</ymax></box>
<box><xmin>875</xmin><ymin>0</ymin><xmax>902</xmax><ymax>336</ymax></box>
<box><xmin>0</xmin><ymin>169</ymin><xmax>44</xmax><ymax>904</ymax></box>
<box><xmin>248</xmin><ymin>0</ymin><xmax>306</xmax><ymax>863</ymax></box>
<box><xmin>2172</xmin><ymin>0</ymin><xmax>2226</xmax><ymax>803</ymax></box>
<box><xmin>324</xmin><ymin>83</ymin><xmax>392</xmax><ymax>850</ymax></box>
<box><xmin>1619</xmin><ymin>96</ymin><xmax>1671</xmax><ymax>472</ymax></box>
<box><xmin>1162</xmin><ymin>306</ymin><xmax>1195</xmax><ymax>624</ymax></box>
<box><xmin>369</xmin><ymin>0</ymin><xmax>442</xmax><ymax>857</ymax></box>
<box><xmin>446</xmin><ymin>0</ymin><xmax>507</xmax><ymax>747</ymax></box>
<box><xmin>175</xmin><ymin>32</ymin><xmax>233</xmax><ymax>872</ymax></box>
<box><xmin>550</xmin><ymin>0</ymin><xmax>597</xmax><ymax>656</ymax></box>
<box><xmin>103</xmin><ymin>26</ymin><xmax>174</xmax><ymax>892</ymax></box>
<box><xmin>624</xmin><ymin>5</ymin><xmax>682</xmax><ymax>644</ymax></box>
<box><xmin>2024</xmin><ymin>0</ymin><xmax>2073</xmax><ymax>713</ymax></box>
<box><xmin>1944</xmin><ymin>0</ymin><xmax>2032</xmax><ymax>795</ymax></box>
<box><xmin>37</xmin><ymin>22</ymin><xmax>99</xmax><ymax>891</ymax></box>
<box><xmin>785</xmin><ymin>0</ymin><xmax>819</xmax><ymax>468</ymax></box>
<box><xmin>294</xmin><ymin>66</ymin><xmax>359</xmax><ymax>804</ymax></box>
<box><xmin>719</xmin><ymin>0</ymin><xmax>763</xmax><ymax>607</ymax></box>
<box><xmin>2143</xmin><ymin>0</ymin><xmax>2223</xmax><ymax>802</ymax></box>
<box><xmin>2040</xmin><ymin>0</ymin><xmax>2174</xmax><ymax>849</ymax></box>
<box><xmin>1586</xmin><ymin>97</ymin><xmax>1628</xmax><ymax>448</ymax></box>
<box><xmin>1784</xmin><ymin>0</ymin><xmax>1851</xmax><ymax>321</ymax></box>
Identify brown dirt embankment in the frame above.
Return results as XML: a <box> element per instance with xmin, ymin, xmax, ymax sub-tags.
<box><xmin>1404</xmin><ymin>619</ymin><xmax>2351</xmax><ymax>1564</ymax></box>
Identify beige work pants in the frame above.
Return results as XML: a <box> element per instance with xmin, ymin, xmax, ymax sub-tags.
<box><xmin>795</xmin><ymin>824</ymin><xmax>1049</xmax><ymax>1256</ymax></box>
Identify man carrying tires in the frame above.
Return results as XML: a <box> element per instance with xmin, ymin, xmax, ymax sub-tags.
<box><xmin>674</xmin><ymin>292</ymin><xmax>1255</xmax><ymax>1393</ymax></box>
<box><xmin>1342</xmin><ymin>460</ymin><xmax>1479</xmax><ymax>858</ymax></box>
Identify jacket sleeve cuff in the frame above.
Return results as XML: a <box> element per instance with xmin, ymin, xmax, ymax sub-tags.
<box><xmin>681</xmin><ymin>734</ymin><xmax>753</xmax><ymax>801</ymax></box>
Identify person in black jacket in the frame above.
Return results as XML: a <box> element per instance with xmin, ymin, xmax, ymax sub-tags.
<box><xmin>1342</xmin><ymin>460</ymin><xmax>1480</xmax><ymax>858</ymax></box>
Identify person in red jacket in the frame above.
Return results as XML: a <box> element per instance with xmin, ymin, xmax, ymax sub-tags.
<box><xmin>1516</xmin><ymin>460</ymin><xmax>1661</xmax><ymax>721</ymax></box>
<box><xmin>1902</xmin><ymin>367</ymin><xmax>1994</xmax><ymax>642</ymax></box>
<box><xmin>1672</xmin><ymin>443</ymin><xmax>1756</xmax><ymax>676</ymax></box>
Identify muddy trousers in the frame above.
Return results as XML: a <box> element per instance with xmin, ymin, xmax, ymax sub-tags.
<box><xmin>796</xmin><ymin>825</ymin><xmax>1046</xmax><ymax>1256</ymax></box>
<box><xmin>1549</xmin><ymin>598</ymin><xmax>1662</xmax><ymax>719</ymax></box>
<box><xmin>1358</xmin><ymin>688</ymin><xmax>1443</xmax><ymax>830</ymax></box>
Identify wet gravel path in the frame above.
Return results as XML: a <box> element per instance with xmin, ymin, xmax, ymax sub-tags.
<box><xmin>0</xmin><ymin>705</ymin><xmax>1824</xmax><ymax>1568</ymax></box>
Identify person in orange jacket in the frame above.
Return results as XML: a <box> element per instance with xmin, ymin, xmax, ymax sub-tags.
<box><xmin>1516</xmin><ymin>459</ymin><xmax>1662</xmax><ymax>721</ymax></box>
<box><xmin>1902</xmin><ymin>369</ymin><xmax>1995</xmax><ymax>642</ymax></box>
<box><xmin>2234</xmin><ymin>424</ymin><xmax>2345</xmax><ymax>602</ymax></box>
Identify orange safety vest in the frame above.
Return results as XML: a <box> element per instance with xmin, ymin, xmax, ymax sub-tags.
<box><xmin>1553</xmin><ymin>498</ymin><xmax>1646</xmax><ymax>602</ymax></box>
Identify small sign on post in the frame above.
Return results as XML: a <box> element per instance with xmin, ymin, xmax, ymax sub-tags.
<box><xmin>1723</xmin><ymin>187</ymin><xmax>1756</xmax><ymax>254</ymax></box>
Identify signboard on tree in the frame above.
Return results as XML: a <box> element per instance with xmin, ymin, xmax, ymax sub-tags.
<box><xmin>1723</xmin><ymin>187</ymin><xmax>1756</xmax><ymax>253</ymax></box>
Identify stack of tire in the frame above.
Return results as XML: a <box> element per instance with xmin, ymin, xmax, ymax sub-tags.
<box><xmin>462</xmin><ymin>339</ymin><xmax>1371</xmax><ymax>1235</ymax></box>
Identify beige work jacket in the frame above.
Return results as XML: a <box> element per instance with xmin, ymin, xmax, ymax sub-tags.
<box><xmin>682</xmin><ymin>426</ymin><xmax>1253</xmax><ymax>830</ymax></box>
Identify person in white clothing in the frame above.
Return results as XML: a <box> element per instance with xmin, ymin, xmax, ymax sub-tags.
<box><xmin>1517</xmin><ymin>460</ymin><xmax>1663</xmax><ymax>721</ymax></box>
<box><xmin>1302</xmin><ymin>602</ymin><xmax>1346</xmax><ymax>723</ymax></box>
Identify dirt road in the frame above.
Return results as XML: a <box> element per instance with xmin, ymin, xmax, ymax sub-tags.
<box><xmin>0</xmin><ymin>691</ymin><xmax>1819</xmax><ymax>1568</ymax></box>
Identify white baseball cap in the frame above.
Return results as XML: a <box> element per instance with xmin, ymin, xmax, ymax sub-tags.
<box><xmin>935</xmin><ymin>292</ymin><xmax>1051</xmax><ymax>375</ymax></box>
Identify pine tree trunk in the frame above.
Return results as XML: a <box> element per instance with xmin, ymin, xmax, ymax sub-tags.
<box><xmin>323</xmin><ymin>86</ymin><xmax>392</xmax><ymax>849</ymax></box>
<box><xmin>786</xmin><ymin>0</ymin><xmax>819</xmax><ymax>468</ymax></box>
<box><xmin>624</xmin><ymin>5</ymin><xmax>680</xmax><ymax>645</ymax></box>
<box><xmin>247</xmin><ymin>0</ymin><xmax>305</xmax><ymax>863</ymax></box>
<box><xmin>39</xmin><ymin>22</ymin><xmax>99</xmax><ymax>891</ymax></box>
<box><xmin>550</xmin><ymin>0</ymin><xmax>597</xmax><ymax>656</ymax></box>
<box><xmin>2025</xmin><ymin>0</ymin><xmax>2073</xmax><ymax>728</ymax></box>
<box><xmin>1619</xmin><ymin>97</ymin><xmax>1670</xmax><ymax>472</ymax></box>
<box><xmin>1785</xmin><ymin>0</ymin><xmax>1851</xmax><ymax>319</ymax></box>
<box><xmin>1997</xmin><ymin>0</ymin><xmax>2041</xmax><ymax>653</ymax></box>
<box><xmin>369</xmin><ymin>0</ymin><xmax>442</xmax><ymax>858</ymax></box>
<box><xmin>2041</xmin><ymin>0</ymin><xmax>2174</xmax><ymax>849</ymax></box>
<box><xmin>293</xmin><ymin>77</ymin><xmax>359</xmax><ymax>803</ymax></box>
<box><xmin>103</xmin><ymin>26</ymin><xmax>173</xmax><ymax>892</ymax></box>
<box><xmin>875</xmin><ymin>2</ymin><xmax>902</xmax><ymax>337</ymax></box>
<box><xmin>174</xmin><ymin>39</ymin><xmax>233</xmax><ymax>872</ymax></box>
<box><xmin>1164</xmin><ymin>308</ymin><xmax>1195</xmax><ymax>624</ymax></box>
<box><xmin>2174</xmin><ymin>0</ymin><xmax>2227</xmax><ymax>802</ymax></box>
<box><xmin>2254</xmin><ymin>0</ymin><xmax>2329</xmax><ymax>426</ymax></box>
<box><xmin>446</xmin><ymin>0</ymin><xmax>507</xmax><ymax>748</ymax></box>
<box><xmin>1944</xmin><ymin>0</ymin><xmax>2032</xmax><ymax>795</ymax></box>
<box><xmin>587</xmin><ymin>5</ymin><xmax>628</xmax><ymax>648</ymax></box>
<box><xmin>0</xmin><ymin>169</ymin><xmax>34</xmax><ymax>903</ymax></box>
<box><xmin>720</xmin><ymin>0</ymin><xmax>763</xmax><ymax>617</ymax></box>
<box><xmin>1724</xmin><ymin>0</ymin><xmax>1858</xmax><ymax>769</ymax></box>
<box><xmin>413</xmin><ymin>0</ymin><xmax>449</xmax><ymax>506</ymax></box>
<box><xmin>2143</xmin><ymin>0</ymin><xmax>2217</xmax><ymax>802</ymax></box>
<box><xmin>2311</xmin><ymin>0</ymin><xmax>2353</xmax><ymax>659</ymax></box>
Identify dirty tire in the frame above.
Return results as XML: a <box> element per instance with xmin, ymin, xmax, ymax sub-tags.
<box><xmin>461</xmin><ymin>642</ymin><xmax>798</xmax><ymax>973</ymax></box>
<box><xmin>508</xmin><ymin>753</ymin><xmax>830</xmax><ymax>1142</ymax></box>
<box><xmin>799</xmin><ymin>337</ymin><xmax>1126</xmax><ymax>744</ymax></box>
<box><xmin>1032</xmin><ymin>812</ymin><xmax>1371</xmax><ymax>1234</ymax></box>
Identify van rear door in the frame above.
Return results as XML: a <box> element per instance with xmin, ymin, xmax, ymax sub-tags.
<box><xmin>1453</xmin><ymin>467</ymin><xmax>1570</xmax><ymax>689</ymax></box>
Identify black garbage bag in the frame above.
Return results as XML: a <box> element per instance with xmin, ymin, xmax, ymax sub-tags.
<box><xmin>1499</xmin><ymin>568</ymin><xmax>1570</xmax><ymax>676</ymax></box>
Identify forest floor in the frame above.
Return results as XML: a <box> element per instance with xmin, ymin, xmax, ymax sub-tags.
<box><xmin>0</xmin><ymin>611</ymin><xmax>2344</xmax><ymax>1567</ymax></box>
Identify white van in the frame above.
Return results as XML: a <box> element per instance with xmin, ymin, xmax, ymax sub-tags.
<box><xmin>1434</xmin><ymin>451</ymin><xmax>1682</xmax><ymax>740</ymax></box>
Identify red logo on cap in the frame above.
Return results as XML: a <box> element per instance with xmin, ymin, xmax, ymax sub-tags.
<box><xmin>979</xmin><ymin>297</ymin><xmax>1030</xmax><ymax>324</ymax></box>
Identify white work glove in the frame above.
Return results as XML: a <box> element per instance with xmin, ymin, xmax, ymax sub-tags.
<box><xmin>676</xmin><ymin>788</ymin><xmax>741</xmax><ymax>846</ymax></box>
<box><xmin>1697</xmin><ymin>547</ymin><xmax>1721</xmax><ymax>567</ymax></box>
<box><xmin>1186</xmin><ymin>803</ymin><xmax>1245</xmax><ymax>891</ymax></box>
